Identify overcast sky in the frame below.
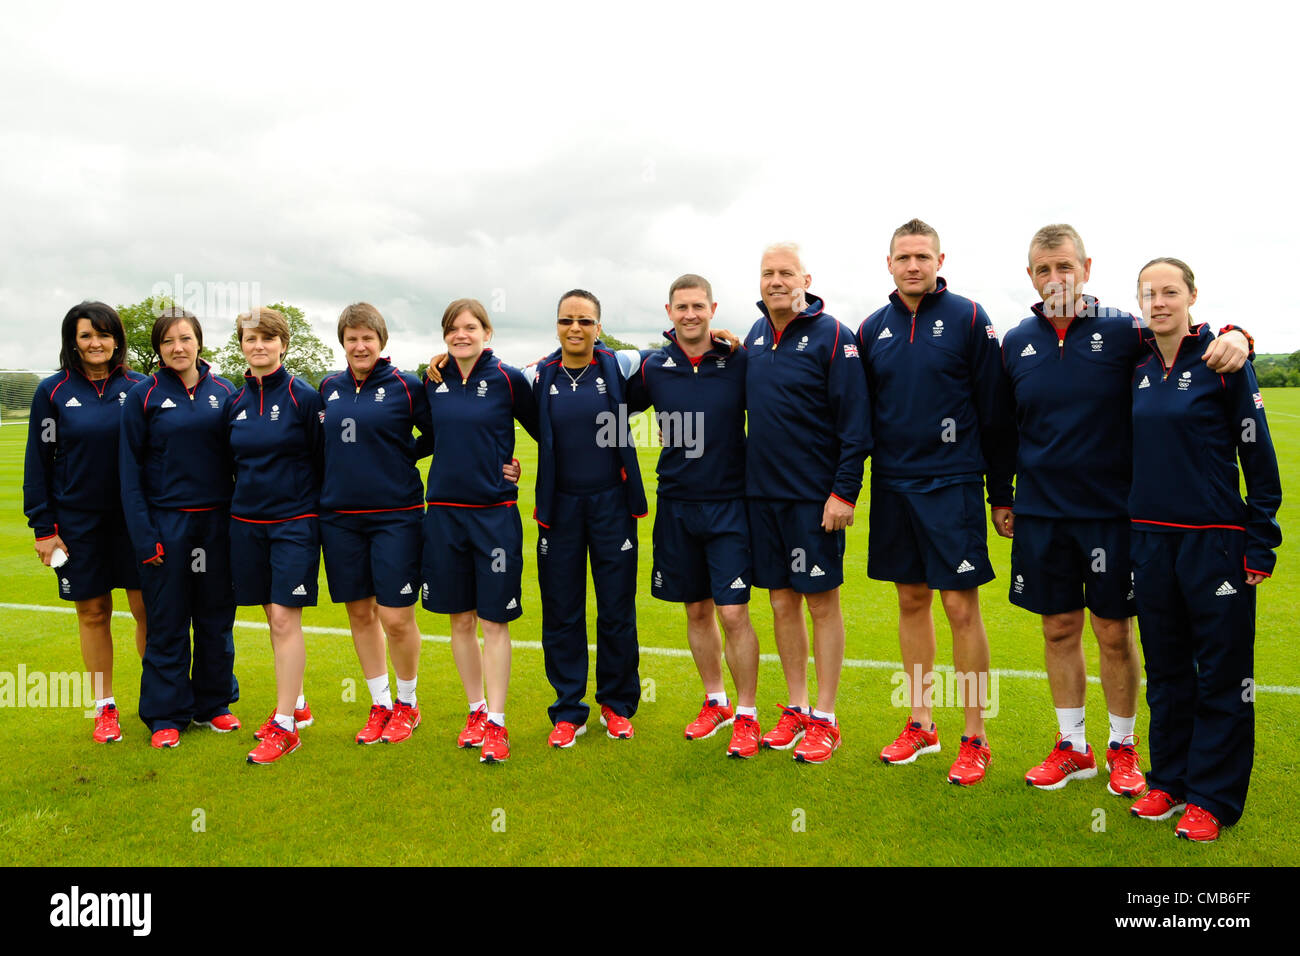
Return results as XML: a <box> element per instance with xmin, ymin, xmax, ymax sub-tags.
<box><xmin>2</xmin><ymin>0</ymin><xmax>1295</xmax><ymax>375</ymax></box>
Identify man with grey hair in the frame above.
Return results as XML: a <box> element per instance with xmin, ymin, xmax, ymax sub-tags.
<box><xmin>1000</xmin><ymin>223</ymin><xmax>1252</xmax><ymax>796</ymax></box>
<box><xmin>742</xmin><ymin>242</ymin><xmax>871</xmax><ymax>764</ymax></box>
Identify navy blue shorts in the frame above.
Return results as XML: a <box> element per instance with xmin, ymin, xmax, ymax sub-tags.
<box><xmin>230</xmin><ymin>516</ymin><xmax>320</xmax><ymax>608</ymax></box>
<box><xmin>867</xmin><ymin>481</ymin><xmax>994</xmax><ymax>590</ymax></box>
<box><xmin>651</xmin><ymin>498</ymin><xmax>751</xmax><ymax>605</ymax></box>
<box><xmin>51</xmin><ymin>507</ymin><xmax>140</xmax><ymax>601</ymax></box>
<box><xmin>747</xmin><ymin>498</ymin><xmax>844</xmax><ymax>593</ymax></box>
<box><xmin>320</xmin><ymin>509</ymin><xmax>422</xmax><ymax>607</ymax></box>
<box><xmin>1009</xmin><ymin>515</ymin><xmax>1135</xmax><ymax>619</ymax></box>
<box><xmin>422</xmin><ymin>504</ymin><xmax>523</xmax><ymax>622</ymax></box>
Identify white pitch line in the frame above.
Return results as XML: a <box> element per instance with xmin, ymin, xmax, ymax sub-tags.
<box><xmin>5</xmin><ymin>601</ymin><xmax>1299</xmax><ymax>696</ymax></box>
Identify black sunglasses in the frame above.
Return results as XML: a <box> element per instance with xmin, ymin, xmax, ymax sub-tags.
<box><xmin>557</xmin><ymin>317</ymin><xmax>597</xmax><ymax>327</ymax></box>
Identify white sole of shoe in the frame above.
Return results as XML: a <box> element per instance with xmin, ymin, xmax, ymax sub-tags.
<box><xmin>761</xmin><ymin>730</ymin><xmax>805</xmax><ymax>751</ymax></box>
<box><xmin>880</xmin><ymin>742</ymin><xmax>941</xmax><ymax>765</ymax></box>
<box><xmin>1105</xmin><ymin>762</ymin><xmax>1147</xmax><ymax>798</ymax></box>
<box><xmin>1027</xmin><ymin>766</ymin><xmax>1098</xmax><ymax>791</ymax></box>
<box><xmin>193</xmin><ymin>720</ymin><xmax>237</xmax><ymax>733</ymax></box>
<box><xmin>1132</xmin><ymin>803</ymin><xmax>1186</xmax><ymax>822</ymax></box>
<box><xmin>295</xmin><ymin>718</ymin><xmax>314</xmax><ymax>729</ymax></box>
<box><xmin>685</xmin><ymin>717</ymin><xmax>734</xmax><ymax>741</ymax></box>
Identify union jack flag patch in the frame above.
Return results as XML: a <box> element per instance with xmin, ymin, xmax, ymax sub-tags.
<box><xmin>1253</xmin><ymin>392</ymin><xmax>1264</xmax><ymax>409</ymax></box>
<box><xmin>843</xmin><ymin>344</ymin><xmax>859</xmax><ymax>358</ymax></box>
<box><xmin>986</xmin><ymin>326</ymin><xmax>997</xmax><ymax>339</ymax></box>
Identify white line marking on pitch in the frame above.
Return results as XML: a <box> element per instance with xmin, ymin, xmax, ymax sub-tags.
<box><xmin>5</xmin><ymin>601</ymin><xmax>1298</xmax><ymax>696</ymax></box>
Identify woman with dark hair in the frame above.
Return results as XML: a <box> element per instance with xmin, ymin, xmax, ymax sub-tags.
<box><xmin>24</xmin><ymin>301</ymin><xmax>148</xmax><ymax>743</ymax></box>
<box><xmin>422</xmin><ymin>298</ymin><xmax>536</xmax><ymax>763</ymax></box>
<box><xmin>1126</xmin><ymin>258</ymin><xmax>1282</xmax><ymax>841</ymax></box>
<box><xmin>119</xmin><ymin>308</ymin><xmax>241</xmax><ymax>749</ymax></box>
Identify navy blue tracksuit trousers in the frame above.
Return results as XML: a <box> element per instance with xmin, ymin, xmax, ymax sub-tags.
<box><xmin>538</xmin><ymin>487</ymin><xmax>640</xmax><ymax>726</ymax></box>
<box><xmin>1131</xmin><ymin>529</ymin><xmax>1255</xmax><ymax>826</ymax></box>
<box><xmin>138</xmin><ymin>509</ymin><xmax>239</xmax><ymax>731</ymax></box>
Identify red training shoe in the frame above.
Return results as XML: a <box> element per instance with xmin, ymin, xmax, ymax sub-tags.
<box><xmin>1025</xmin><ymin>736</ymin><xmax>1097</xmax><ymax>790</ymax></box>
<box><xmin>382</xmin><ymin>700</ymin><xmax>421</xmax><ymax>743</ymax></box>
<box><xmin>684</xmin><ymin>698</ymin><xmax>735</xmax><ymax>740</ymax></box>
<box><xmin>355</xmin><ymin>704</ymin><xmax>392</xmax><ymax>745</ymax></box>
<box><xmin>760</xmin><ymin>706</ymin><xmax>808</xmax><ymax>751</ymax></box>
<box><xmin>548</xmin><ymin>721</ymin><xmax>586</xmax><ymax>749</ymax></box>
<box><xmin>726</xmin><ymin>714</ymin><xmax>762</xmax><ymax>759</ymax></box>
<box><xmin>194</xmin><ymin>712</ymin><xmax>241</xmax><ymax>733</ymax></box>
<box><xmin>600</xmin><ymin>705</ymin><xmax>634</xmax><ymax>740</ymax></box>
<box><xmin>93</xmin><ymin>703</ymin><xmax>123</xmax><ymax>744</ymax></box>
<box><xmin>948</xmin><ymin>735</ymin><xmax>992</xmax><ymax>785</ymax></box>
<box><xmin>793</xmin><ymin>716</ymin><xmax>841</xmax><ymax>764</ymax></box>
<box><xmin>1130</xmin><ymin>788</ymin><xmax>1187</xmax><ymax>822</ymax></box>
<box><xmin>458</xmin><ymin>707</ymin><xmax>489</xmax><ymax>749</ymax></box>
<box><xmin>1175</xmin><ymin>804</ymin><xmax>1222</xmax><ymax>842</ymax></box>
<box><xmin>151</xmin><ymin>728</ymin><xmax>180</xmax><ymax>749</ymax></box>
<box><xmin>1105</xmin><ymin>735</ymin><xmax>1147</xmax><ymax>797</ymax></box>
<box><xmin>247</xmin><ymin>724</ymin><xmax>301</xmax><ymax>765</ymax></box>
<box><xmin>880</xmin><ymin>717</ymin><xmax>940</xmax><ymax>765</ymax></box>
<box><xmin>480</xmin><ymin>721</ymin><xmax>510</xmax><ymax>763</ymax></box>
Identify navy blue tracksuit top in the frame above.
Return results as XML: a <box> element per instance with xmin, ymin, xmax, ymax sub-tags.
<box><xmin>857</xmin><ymin>278</ymin><xmax>1014</xmax><ymax>506</ymax></box>
<box><xmin>1129</xmin><ymin>324</ymin><xmax>1282</xmax><ymax>576</ymax></box>
<box><xmin>1000</xmin><ymin>298</ymin><xmax>1148</xmax><ymax>519</ymax></box>
<box><xmin>422</xmin><ymin>348</ymin><xmax>538</xmax><ymax>505</ymax></box>
<box><xmin>626</xmin><ymin>331</ymin><xmax>747</xmax><ymax>502</ymax></box>
<box><xmin>225</xmin><ymin>364</ymin><xmax>325</xmax><ymax>520</ymax></box>
<box><xmin>318</xmin><ymin>358</ymin><xmax>431</xmax><ymax>512</ymax></box>
<box><xmin>744</xmin><ymin>294</ymin><xmax>870</xmax><ymax>506</ymax></box>
<box><xmin>25</xmin><ymin>364</ymin><xmax>146</xmax><ymax>538</ymax></box>
<box><xmin>118</xmin><ymin>361</ymin><xmax>238</xmax><ymax>563</ymax></box>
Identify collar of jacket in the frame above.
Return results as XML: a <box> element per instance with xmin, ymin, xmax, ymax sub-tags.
<box><xmin>448</xmin><ymin>348</ymin><xmax>496</xmax><ymax>383</ymax></box>
<box><xmin>661</xmin><ymin>329</ymin><xmax>731</xmax><ymax>362</ymax></box>
<box><xmin>158</xmin><ymin>358</ymin><xmax>213</xmax><ymax>389</ymax></box>
<box><xmin>888</xmin><ymin>276</ymin><xmax>950</xmax><ymax>314</ymax></box>
<box><xmin>348</xmin><ymin>356</ymin><xmax>395</xmax><ymax>390</ymax></box>
<box><xmin>1030</xmin><ymin>293</ymin><xmax>1102</xmax><ymax>325</ymax></box>
<box><xmin>243</xmin><ymin>364</ymin><xmax>289</xmax><ymax>390</ymax></box>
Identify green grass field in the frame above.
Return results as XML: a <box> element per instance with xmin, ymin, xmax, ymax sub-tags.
<box><xmin>2</xmin><ymin>393</ymin><xmax>1297</xmax><ymax>867</ymax></box>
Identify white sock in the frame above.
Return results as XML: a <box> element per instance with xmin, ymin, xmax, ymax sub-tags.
<box><xmin>367</xmin><ymin>675</ymin><xmax>392</xmax><ymax>709</ymax></box>
<box><xmin>736</xmin><ymin>705</ymin><xmax>758</xmax><ymax>719</ymax></box>
<box><xmin>295</xmin><ymin>694</ymin><xmax>306</xmax><ymax>710</ymax></box>
<box><xmin>468</xmin><ymin>698</ymin><xmax>487</xmax><ymax>713</ymax></box>
<box><xmin>396</xmin><ymin>677</ymin><xmax>418</xmax><ymax>706</ymax></box>
<box><xmin>96</xmin><ymin>696</ymin><xmax>116</xmax><ymax>711</ymax></box>
<box><xmin>1056</xmin><ymin>706</ymin><xmax>1086</xmax><ymax>751</ymax></box>
<box><xmin>790</xmin><ymin>703</ymin><xmax>809</xmax><ymax>714</ymax></box>
<box><xmin>1109</xmin><ymin>713</ymin><xmax>1136</xmax><ymax>747</ymax></box>
<box><xmin>274</xmin><ymin>713</ymin><xmax>295</xmax><ymax>732</ymax></box>
<box><xmin>707</xmin><ymin>691</ymin><xmax>729</xmax><ymax>707</ymax></box>
<box><xmin>488</xmin><ymin>712</ymin><xmax>505</xmax><ymax>727</ymax></box>
<box><xmin>812</xmin><ymin>708</ymin><xmax>836</xmax><ymax>724</ymax></box>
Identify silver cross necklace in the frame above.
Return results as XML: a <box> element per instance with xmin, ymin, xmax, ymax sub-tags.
<box><xmin>561</xmin><ymin>364</ymin><xmax>591</xmax><ymax>391</ymax></box>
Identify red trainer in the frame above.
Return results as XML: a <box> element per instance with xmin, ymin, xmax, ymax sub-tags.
<box><xmin>1175</xmin><ymin>804</ymin><xmax>1222</xmax><ymax>842</ymax></box>
<box><xmin>381</xmin><ymin>700</ymin><xmax>421</xmax><ymax>743</ymax></box>
<box><xmin>457</xmin><ymin>707</ymin><xmax>489</xmax><ymax>749</ymax></box>
<box><xmin>355</xmin><ymin>704</ymin><xmax>392</xmax><ymax>745</ymax></box>
<box><xmin>793</xmin><ymin>717</ymin><xmax>841</xmax><ymax>764</ymax></box>
<box><xmin>880</xmin><ymin>718</ymin><xmax>940</xmax><ymax>765</ymax></box>
<box><xmin>254</xmin><ymin>704</ymin><xmax>314</xmax><ymax>741</ymax></box>
<box><xmin>948</xmin><ymin>735</ymin><xmax>992</xmax><ymax>785</ymax></box>
<box><xmin>1025</xmin><ymin>736</ymin><xmax>1098</xmax><ymax>790</ymax></box>
<box><xmin>193</xmin><ymin>712</ymin><xmax>241</xmax><ymax>733</ymax></box>
<box><xmin>480</xmin><ymin>721</ymin><xmax>510</xmax><ymax>763</ymax></box>
<box><xmin>151</xmin><ymin>728</ymin><xmax>180</xmax><ymax>749</ymax></box>
<box><xmin>760</xmin><ymin>706</ymin><xmax>808</xmax><ymax>751</ymax></box>
<box><xmin>727</xmin><ymin>714</ymin><xmax>762</xmax><ymax>759</ymax></box>
<box><xmin>1105</xmin><ymin>735</ymin><xmax>1148</xmax><ymax>797</ymax></box>
<box><xmin>93</xmin><ymin>704</ymin><xmax>123</xmax><ymax>744</ymax></box>
<box><xmin>600</xmin><ymin>705</ymin><xmax>634</xmax><ymax>740</ymax></box>
<box><xmin>247</xmin><ymin>725</ymin><xmax>301</xmax><ymax>765</ymax></box>
<box><xmin>1130</xmin><ymin>788</ymin><xmax>1187</xmax><ymax>822</ymax></box>
<box><xmin>548</xmin><ymin>721</ymin><xmax>587</xmax><ymax>748</ymax></box>
<box><xmin>684</xmin><ymin>699</ymin><xmax>735</xmax><ymax>740</ymax></box>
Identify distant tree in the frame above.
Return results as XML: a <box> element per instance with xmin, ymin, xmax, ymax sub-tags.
<box><xmin>598</xmin><ymin>331</ymin><xmax>642</xmax><ymax>351</ymax></box>
<box><xmin>416</xmin><ymin>362</ymin><xmax>429</xmax><ymax>381</ymax></box>
<box><xmin>116</xmin><ymin>295</ymin><xmax>176</xmax><ymax>374</ymax></box>
<box><xmin>208</xmin><ymin>303</ymin><xmax>335</xmax><ymax>387</ymax></box>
